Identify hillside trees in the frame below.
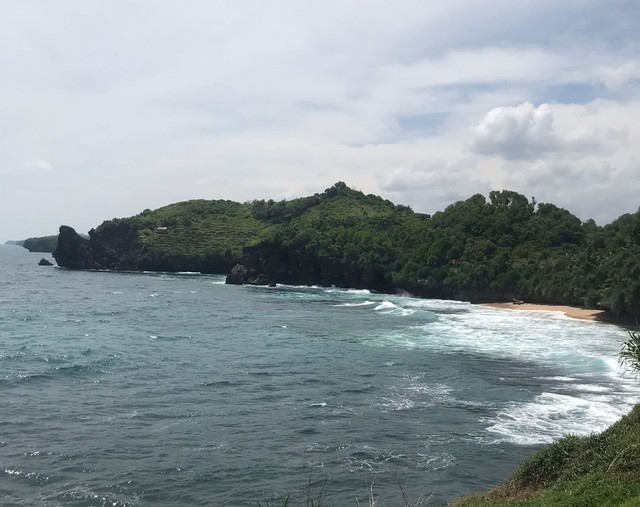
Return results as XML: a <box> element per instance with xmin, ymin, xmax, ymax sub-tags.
<box><xmin>55</xmin><ymin>183</ymin><xmax>640</xmax><ymax>318</ymax></box>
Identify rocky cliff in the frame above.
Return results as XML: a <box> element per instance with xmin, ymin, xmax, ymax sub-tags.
<box><xmin>53</xmin><ymin>226</ymin><xmax>94</xmax><ymax>269</ymax></box>
<box><xmin>52</xmin><ymin>223</ymin><xmax>142</xmax><ymax>270</ymax></box>
<box><xmin>226</xmin><ymin>241</ymin><xmax>395</xmax><ymax>293</ymax></box>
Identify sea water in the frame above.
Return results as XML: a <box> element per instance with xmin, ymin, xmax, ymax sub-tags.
<box><xmin>0</xmin><ymin>245</ymin><xmax>636</xmax><ymax>506</ymax></box>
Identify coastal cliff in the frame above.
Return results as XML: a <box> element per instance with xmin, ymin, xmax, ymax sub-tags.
<box><xmin>52</xmin><ymin>183</ymin><xmax>640</xmax><ymax>318</ymax></box>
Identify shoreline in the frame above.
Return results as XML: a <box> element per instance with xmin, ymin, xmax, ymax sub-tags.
<box><xmin>481</xmin><ymin>302</ymin><xmax>606</xmax><ymax>321</ymax></box>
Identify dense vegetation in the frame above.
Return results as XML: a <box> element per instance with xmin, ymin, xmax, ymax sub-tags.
<box><xmin>63</xmin><ymin>182</ymin><xmax>640</xmax><ymax>317</ymax></box>
<box><xmin>450</xmin><ymin>403</ymin><xmax>640</xmax><ymax>507</ymax></box>
<box><xmin>22</xmin><ymin>235</ymin><xmax>58</xmax><ymax>253</ymax></box>
<box><xmin>92</xmin><ymin>199</ymin><xmax>270</xmax><ymax>272</ymax></box>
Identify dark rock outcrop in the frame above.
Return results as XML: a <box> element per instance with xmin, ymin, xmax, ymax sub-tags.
<box><xmin>236</xmin><ymin>242</ymin><xmax>395</xmax><ymax>293</ymax></box>
<box><xmin>225</xmin><ymin>264</ymin><xmax>275</xmax><ymax>286</ymax></box>
<box><xmin>38</xmin><ymin>258</ymin><xmax>53</xmax><ymax>266</ymax></box>
<box><xmin>226</xmin><ymin>264</ymin><xmax>253</xmax><ymax>284</ymax></box>
<box><xmin>52</xmin><ymin>223</ymin><xmax>145</xmax><ymax>270</ymax></box>
<box><xmin>88</xmin><ymin>223</ymin><xmax>143</xmax><ymax>270</ymax></box>
<box><xmin>53</xmin><ymin>226</ymin><xmax>94</xmax><ymax>269</ymax></box>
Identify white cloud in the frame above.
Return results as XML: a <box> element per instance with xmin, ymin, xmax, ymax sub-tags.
<box><xmin>597</xmin><ymin>63</ymin><xmax>640</xmax><ymax>90</ymax></box>
<box><xmin>380</xmin><ymin>157</ymin><xmax>492</xmax><ymax>214</ymax></box>
<box><xmin>24</xmin><ymin>158</ymin><xmax>53</xmax><ymax>172</ymax></box>
<box><xmin>470</xmin><ymin>102</ymin><xmax>616</xmax><ymax>160</ymax></box>
<box><xmin>471</xmin><ymin>102</ymin><xmax>559</xmax><ymax>159</ymax></box>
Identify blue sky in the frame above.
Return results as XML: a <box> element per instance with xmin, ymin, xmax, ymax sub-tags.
<box><xmin>1</xmin><ymin>0</ymin><xmax>639</xmax><ymax>240</ymax></box>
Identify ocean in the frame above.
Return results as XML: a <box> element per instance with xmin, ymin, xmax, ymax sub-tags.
<box><xmin>1</xmin><ymin>245</ymin><xmax>636</xmax><ymax>506</ymax></box>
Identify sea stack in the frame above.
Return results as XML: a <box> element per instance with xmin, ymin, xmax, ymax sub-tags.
<box><xmin>53</xmin><ymin>225</ymin><xmax>94</xmax><ymax>269</ymax></box>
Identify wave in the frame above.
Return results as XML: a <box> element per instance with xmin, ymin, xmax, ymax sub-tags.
<box><xmin>334</xmin><ymin>301</ymin><xmax>377</xmax><ymax>307</ymax></box>
<box><xmin>361</xmin><ymin>302</ymin><xmax>627</xmax><ymax>376</ymax></box>
<box><xmin>486</xmin><ymin>391</ymin><xmax>632</xmax><ymax>445</ymax></box>
<box><xmin>324</xmin><ymin>287</ymin><xmax>372</xmax><ymax>295</ymax></box>
<box><xmin>339</xmin><ymin>444</ymin><xmax>455</xmax><ymax>474</ymax></box>
<box><xmin>2</xmin><ymin>468</ymin><xmax>52</xmax><ymax>485</ymax></box>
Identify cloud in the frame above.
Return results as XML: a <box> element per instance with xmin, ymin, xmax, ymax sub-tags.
<box><xmin>1</xmin><ymin>1</ymin><xmax>640</xmax><ymax>240</ymax></box>
<box><xmin>380</xmin><ymin>157</ymin><xmax>491</xmax><ymax>214</ymax></box>
<box><xmin>504</xmin><ymin>158</ymin><xmax>640</xmax><ymax>224</ymax></box>
<box><xmin>24</xmin><ymin>158</ymin><xmax>53</xmax><ymax>172</ymax></box>
<box><xmin>597</xmin><ymin>63</ymin><xmax>640</xmax><ymax>90</ymax></box>
<box><xmin>470</xmin><ymin>102</ymin><xmax>559</xmax><ymax>159</ymax></box>
<box><xmin>470</xmin><ymin>102</ymin><xmax>615</xmax><ymax>160</ymax></box>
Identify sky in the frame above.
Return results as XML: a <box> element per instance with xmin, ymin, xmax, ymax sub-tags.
<box><xmin>2</xmin><ymin>0</ymin><xmax>640</xmax><ymax>241</ymax></box>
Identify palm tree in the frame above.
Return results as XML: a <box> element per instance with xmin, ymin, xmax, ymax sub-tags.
<box><xmin>619</xmin><ymin>330</ymin><xmax>640</xmax><ymax>374</ymax></box>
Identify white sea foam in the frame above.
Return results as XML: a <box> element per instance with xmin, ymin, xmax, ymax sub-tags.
<box><xmin>377</xmin><ymin>380</ymin><xmax>454</xmax><ymax>412</ymax></box>
<box><xmin>568</xmin><ymin>384</ymin><xmax>612</xmax><ymax>393</ymax></box>
<box><xmin>486</xmin><ymin>391</ymin><xmax>632</xmax><ymax>445</ymax></box>
<box><xmin>330</xmin><ymin>290</ymin><xmax>636</xmax><ymax>444</ymax></box>
<box><xmin>374</xmin><ymin>301</ymin><xmax>416</xmax><ymax>316</ymax></box>
<box><xmin>324</xmin><ymin>287</ymin><xmax>372</xmax><ymax>295</ymax></box>
<box><xmin>335</xmin><ymin>301</ymin><xmax>377</xmax><ymax>307</ymax></box>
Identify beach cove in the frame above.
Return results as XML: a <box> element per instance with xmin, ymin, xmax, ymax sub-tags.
<box><xmin>2</xmin><ymin>245</ymin><xmax>637</xmax><ymax>506</ymax></box>
<box><xmin>482</xmin><ymin>302</ymin><xmax>607</xmax><ymax>321</ymax></box>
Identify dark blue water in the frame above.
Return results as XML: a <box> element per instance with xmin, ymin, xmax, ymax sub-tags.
<box><xmin>1</xmin><ymin>245</ymin><xmax>635</xmax><ymax>506</ymax></box>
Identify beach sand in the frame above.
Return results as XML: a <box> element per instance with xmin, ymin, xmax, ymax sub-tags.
<box><xmin>483</xmin><ymin>302</ymin><xmax>606</xmax><ymax>321</ymax></box>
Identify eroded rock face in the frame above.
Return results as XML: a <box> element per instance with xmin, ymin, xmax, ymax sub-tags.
<box><xmin>225</xmin><ymin>264</ymin><xmax>253</xmax><ymax>284</ymax></box>
<box><xmin>52</xmin><ymin>226</ymin><xmax>94</xmax><ymax>269</ymax></box>
<box><xmin>225</xmin><ymin>264</ymin><xmax>275</xmax><ymax>286</ymax></box>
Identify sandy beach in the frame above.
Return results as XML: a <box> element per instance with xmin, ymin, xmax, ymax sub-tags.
<box><xmin>483</xmin><ymin>302</ymin><xmax>606</xmax><ymax>321</ymax></box>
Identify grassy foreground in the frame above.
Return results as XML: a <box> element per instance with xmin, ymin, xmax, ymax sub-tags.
<box><xmin>450</xmin><ymin>404</ymin><xmax>640</xmax><ymax>507</ymax></box>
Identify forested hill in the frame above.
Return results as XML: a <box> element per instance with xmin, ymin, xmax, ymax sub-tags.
<box><xmin>53</xmin><ymin>182</ymin><xmax>640</xmax><ymax>317</ymax></box>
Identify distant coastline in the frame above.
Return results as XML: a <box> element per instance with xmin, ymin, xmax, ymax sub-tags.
<box><xmin>50</xmin><ymin>183</ymin><xmax>640</xmax><ymax>320</ymax></box>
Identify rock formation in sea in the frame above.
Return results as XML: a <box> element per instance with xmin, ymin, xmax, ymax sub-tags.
<box><xmin>53</xmin><ymin>226</ymin><xmax>95</xmax><ymax>270</ymax></box>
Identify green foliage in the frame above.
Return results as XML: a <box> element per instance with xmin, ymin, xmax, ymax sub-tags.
<box><xmin>619</xmin><ymin>330</ymin><xmax>640</xmax><ymax>374</ymax></box>
<box><xmin>94</xmin><ymin>199</ymin><xmax>271</xmax><ymax>271</ymax></box>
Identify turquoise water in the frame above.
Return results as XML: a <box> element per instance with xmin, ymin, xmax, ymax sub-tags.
<box><xmin>1</xmin><ymin>245</ymin><xmax>636</xmax><ymax>506</ymax></box>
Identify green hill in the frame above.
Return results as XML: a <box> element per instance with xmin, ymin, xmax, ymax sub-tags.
<box><xmin>53</xmin><ymin>182</ymin><xmax>640</xmax><ymax>318</ymax></box>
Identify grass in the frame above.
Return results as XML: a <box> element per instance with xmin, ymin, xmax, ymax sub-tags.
<box><xmin>450</xmin><ymin>403</ymin><xmax>640</xmax><ymax>507</ymax></box>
